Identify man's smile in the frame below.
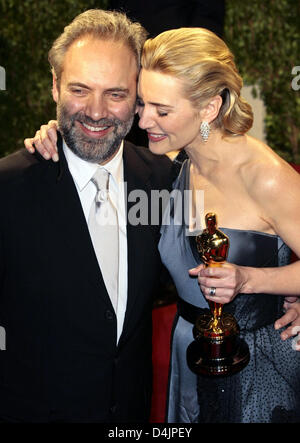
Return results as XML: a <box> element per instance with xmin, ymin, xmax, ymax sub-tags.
<box><xmin>76</xmin><ymin>121</ymin><xmax>113</xmax><ymax>139</ymax></box>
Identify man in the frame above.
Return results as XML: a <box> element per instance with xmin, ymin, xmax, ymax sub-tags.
<box><xmin>0</xmin><ymin>9</ymin><xmax>172</xmax><ymax>422</ymax></box>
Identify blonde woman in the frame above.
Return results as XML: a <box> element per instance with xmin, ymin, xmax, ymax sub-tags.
<box><xmin>138</xmin><ymin>27</ymin><xmax>300</xmax><ymax>423</ymax></box>
<box><xmin>25</xmin><ymin>27</ymin><xmax>300</xmax><ymax>423</ymax></box>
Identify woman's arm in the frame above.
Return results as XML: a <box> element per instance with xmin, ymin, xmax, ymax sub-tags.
<box><xmin>190</xmin><ymin>158</ymin><xmax>300</xmax><ymax>304</ymax></box>
<box><xmin>24</xmin><ymin>120</ymin><xmax>59</xmax><ymax>161</ymax></box>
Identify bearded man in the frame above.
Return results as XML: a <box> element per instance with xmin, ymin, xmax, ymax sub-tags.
<box><xmin>0</xmin><ymin>9</ymin><xmax>172</xmax><ymax>422</ymax></box>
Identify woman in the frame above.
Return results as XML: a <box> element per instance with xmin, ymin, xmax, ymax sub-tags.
<box><xmin>25</xmin><ymin>28</ymin><xmax>300</xmax><ymax>423</ymax></box>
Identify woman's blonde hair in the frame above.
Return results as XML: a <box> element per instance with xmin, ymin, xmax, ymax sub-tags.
<box><xmin>49</xmin><ymin>9</ymin><xmax>147</xmax><ymax>86</ymax></box>
<box><xmin>141</xmin><ymin>27</ymin><xmax>253</xmax><ymax>136</ymax></box>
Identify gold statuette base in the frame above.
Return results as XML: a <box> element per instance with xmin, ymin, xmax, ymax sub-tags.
<box><xmin>186</xmin><ymin>311</ymin><xmax>250</xmax><ymax>377</ymax></box>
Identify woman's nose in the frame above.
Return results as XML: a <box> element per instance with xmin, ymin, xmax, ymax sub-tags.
<box><xmin>138</xmin><ymin>106</ymin><xmax>155</xmax><ymax>130</ymax></box>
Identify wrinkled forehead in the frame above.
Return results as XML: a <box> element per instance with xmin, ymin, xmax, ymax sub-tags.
<box><xmin>61</xmin><ymin>37</ymin><xmax>139</xmax><ymax>87</ymax></box>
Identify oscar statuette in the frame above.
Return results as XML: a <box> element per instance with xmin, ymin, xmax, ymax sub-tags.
<box><xmin>187</xmin><ymin>213</ymin><xmax>250</xmax><ymax>376</ymax></box>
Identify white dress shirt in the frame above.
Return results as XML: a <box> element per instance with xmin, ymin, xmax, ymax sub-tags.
<box><xmin>63</xmin><ymin>140</ymin><xmax>128</xmax><ymax>343</ymax></box>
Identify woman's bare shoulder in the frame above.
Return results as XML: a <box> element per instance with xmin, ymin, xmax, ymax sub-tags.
<box><xmin>238</xmin><ymin>136</ymin><xmax>300</xmax><ymax>196</ymax></box>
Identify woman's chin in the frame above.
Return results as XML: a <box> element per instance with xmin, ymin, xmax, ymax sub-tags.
<box><xmin>148</xmin><ymin>140</ymin><xmax>173</xmax><ymax>156</ymax></box>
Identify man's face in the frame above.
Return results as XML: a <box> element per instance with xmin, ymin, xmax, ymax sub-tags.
<box><xmin>52</xmin><ymin>37</ymin><xmax>138</xmax><ymax>164</ymax></box>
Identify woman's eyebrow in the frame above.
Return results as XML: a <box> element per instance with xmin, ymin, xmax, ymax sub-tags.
<box><xmin>137</xmin><ymin>96</ymin><xmax>174</xmax><ymax>108</ymax></box>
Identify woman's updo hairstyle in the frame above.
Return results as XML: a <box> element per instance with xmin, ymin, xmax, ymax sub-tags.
<box><xmin>141</xmin><ymin>27</ymin><xmax>253</xmax><ymax>136</ymax></box>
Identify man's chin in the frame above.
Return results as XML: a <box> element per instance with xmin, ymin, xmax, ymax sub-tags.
<box><xmin>64</xmin><ymin>135</ymin><xmax>120</xmax><ymax>163</ymax></box>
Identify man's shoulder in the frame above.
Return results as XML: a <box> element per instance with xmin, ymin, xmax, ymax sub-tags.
<box><xmin>0</xmin><ymin>149</ymin><xmax>43</xmax><ymax>184</ymax></box>
<box><xmin>124</xmin><ymin>140</ymin><xmax>172</xmax><ymax>169</ymax></box>
<box><xmin>124</xmin><ymin>141</ymin><xmax>173</xmax><ymax>190</ymax></box>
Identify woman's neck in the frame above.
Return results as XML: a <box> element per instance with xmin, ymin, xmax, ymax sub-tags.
<box><xmin>185</xmin><ymin>131</ymin><xmax>245</xmax><ymax>177</ymax></box>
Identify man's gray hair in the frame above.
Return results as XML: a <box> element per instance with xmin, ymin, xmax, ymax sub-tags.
<box><xmin>48</xmin><ymin>9</ymin><xmax>148</xmax><ymax>84</ymax></box>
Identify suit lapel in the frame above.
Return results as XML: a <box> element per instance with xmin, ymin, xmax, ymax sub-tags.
<box><xmin>121</xmin><ymin>142</ymin><xmax>154</xmax><ymax>336</ymax></box>
<box><xmin>41</xmin><ymin>133</ymin><xmax>113</xmax><ymax>309</ymax></box>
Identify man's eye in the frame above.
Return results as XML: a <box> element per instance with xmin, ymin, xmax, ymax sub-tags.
<box><xmin>158</xmin><ymin>110</ymin><xmax>168</xmax><ymax>117</ymax></box>
<box><xmin>110</xmin><ymin>92</ymin><xmax>126</xmax><ymax>100</ymax></box>
<box><xmin>71</xmin><ymin>88</ymin><xmax>85</xmax><ymax>95</ymax></box>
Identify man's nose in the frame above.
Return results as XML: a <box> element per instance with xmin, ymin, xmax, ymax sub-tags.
<box><xmin>85</xmin><ymin>95</ymin><xmax>109</xmax><ymax>121</ymax></box>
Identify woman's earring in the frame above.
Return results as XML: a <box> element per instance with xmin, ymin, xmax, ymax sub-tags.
<box><xmin>200</xmin><ymin>121</ymin><xmax>210</xmax><ymax>142</ymax></box>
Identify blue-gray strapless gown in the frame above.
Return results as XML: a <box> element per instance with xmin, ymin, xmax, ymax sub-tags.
<box><xmin>159</xmin><ymin>160</ymin><xmax>300</xmax><ymax>423</ymax></box>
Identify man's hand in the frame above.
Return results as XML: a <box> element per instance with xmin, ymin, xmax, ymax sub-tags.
<box><xmin>275</xmin><ymin>301</ymin><xmax>300</xmax><ymax>350</ymax></box>
<box><xmin>24</xmin><ymin>120</ymin><xmax>59</xmax><ymax>161</ymax></box>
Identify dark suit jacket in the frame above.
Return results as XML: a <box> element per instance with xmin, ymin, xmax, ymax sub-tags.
<box><xmin>0</xmin><ymin>135</ymin><xmax>172</xmax><ymax>422</ymax></box>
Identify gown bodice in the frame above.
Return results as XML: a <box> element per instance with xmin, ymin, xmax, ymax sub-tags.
<box><xmin>159</xmin><ymin>159</ymin><xmax>290</xmax><ymax>331</ymax></box>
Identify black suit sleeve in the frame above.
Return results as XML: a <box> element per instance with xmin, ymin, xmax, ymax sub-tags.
<box><xmin>0</xmin><ymin>195</ymin><xmax>4</xmax><ymax>328</ymax></box>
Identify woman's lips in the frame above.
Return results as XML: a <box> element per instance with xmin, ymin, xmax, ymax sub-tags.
<box><xmin>147</xmin><ymin>132</ymin><xmax>167</xmax><ymax>142</ymax></box>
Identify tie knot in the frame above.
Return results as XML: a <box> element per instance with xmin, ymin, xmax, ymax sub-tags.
<box><xmin>91</xmin><ymin>168</ymin><xmax>109</xmax><ymax>204</ymax></box>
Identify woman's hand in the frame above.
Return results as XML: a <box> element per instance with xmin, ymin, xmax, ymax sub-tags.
<box><xmin>274</xmin><ymin>302</ymin><xmax>300</xmax><ymax>350</ymax></box>
<box><xmin>188</xmin><ymin>262</ymin><xmax>248</xmax><ymax>304</ymax></box>
<box><xmin>24</xmin><ymin>120</ymin><xmax>59</xmax><ymax>161</ymax></box>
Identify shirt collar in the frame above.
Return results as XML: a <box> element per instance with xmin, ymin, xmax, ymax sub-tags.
<box><xmin>63</xmin><ymin>139</ymin><xmax>124</xmax><ymax>192</ymax></box>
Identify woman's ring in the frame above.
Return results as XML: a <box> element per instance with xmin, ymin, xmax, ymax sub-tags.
<box><xmin>209</xmin><ymin>287</ymin><xmax>216</xmax><ymax>296</ymax></box>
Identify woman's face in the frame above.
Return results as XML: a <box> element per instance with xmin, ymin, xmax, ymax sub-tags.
<box><xmin>137</xmin><ymin>69</ymin><xmax>202</xmax><ymax>155</ymax></box>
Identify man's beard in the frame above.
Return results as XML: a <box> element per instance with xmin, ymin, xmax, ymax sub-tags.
<box><xmin>57</xmin><ymin>102</ymin><xmax>135</xmax><ymax>163</ymax></box>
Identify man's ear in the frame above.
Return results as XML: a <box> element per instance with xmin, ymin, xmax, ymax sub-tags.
<box><xmin>52</xmin><ymin>73</ymin><xmax>59</xmax><ymax>103</ymax></box>
<box><xmin>200</xmin><ymin>95</ymin><xmax>223</xmax><ymax>124</ymax></box>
